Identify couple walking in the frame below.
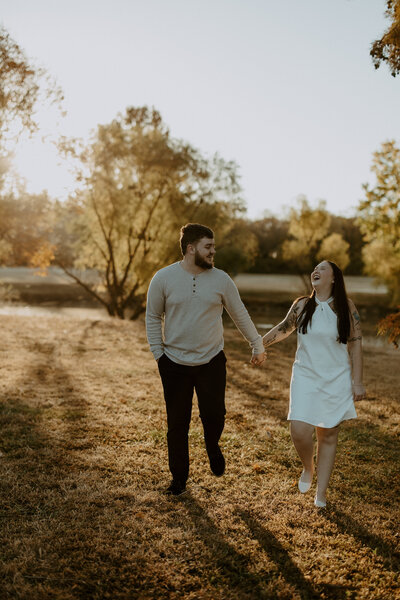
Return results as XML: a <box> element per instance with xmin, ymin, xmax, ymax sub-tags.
<box><xmin>145</xmin><ymin>223</ymin><xmax>366</xmax><ymax>508</ymax></box>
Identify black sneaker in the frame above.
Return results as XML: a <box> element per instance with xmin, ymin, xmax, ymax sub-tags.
<box><xmin>165</xmin><ymin>480</ymin><xmax>187</xmax><ymax>496</ymax></box>
<box><xmin>209</xmin><ymin>446</ymin><xmax>226</xmax><ymax>477</ymax></box>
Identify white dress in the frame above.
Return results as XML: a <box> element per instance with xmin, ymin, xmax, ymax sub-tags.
<box><xmin>288</xmin><ymin>296</ymin><xmax>357</xmax><ymax>428</ymax></box>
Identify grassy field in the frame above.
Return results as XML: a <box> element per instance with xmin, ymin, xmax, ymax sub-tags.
<box><xmin>0</xmin><ymin>309</ymin><xmax>399</xmax><ymax>599</ymax></box>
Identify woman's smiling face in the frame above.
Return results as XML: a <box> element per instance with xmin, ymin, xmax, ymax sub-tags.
<box><xmin>311</xmin><ymin>261</ymin><xmax>334</xmax><ymax>289</ymax></box>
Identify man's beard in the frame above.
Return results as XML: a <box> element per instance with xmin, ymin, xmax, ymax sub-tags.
<box><xmin>194</xmin><ymin>250</ymin><xmax>213</xmax><ymax>269</ymax></box>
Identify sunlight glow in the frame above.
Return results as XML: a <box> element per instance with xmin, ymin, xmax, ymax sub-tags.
<box><xmin>12</xmin><ymin>137</ymin><xmax>75</xmax><ymax>199</ymax></box>
<box><xmin>2</xmin><ymin>0</ymin><xmax>398</xmax><ymax>217</ymax></box>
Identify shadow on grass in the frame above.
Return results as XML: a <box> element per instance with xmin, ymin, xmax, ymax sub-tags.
<box><xmin>180</xmin><ymin>493</ymin><xmax>269</xmax><ymax>599</ymax></box>
<box><xmin>338</xmin><ymin>419</ymin><xmax>400</xmax><ymax>499</ymax></box>
<box><xmin>325</xmin><ymin>507</ymin><xmax>400</xmax><ymax>574</ymax></box>
<box><xmin>236</xmin><ymin>508</ymin><xmax>354</xmax><ymax>600</ymax></box>
<box><xmin>228</xmin><ymin>366</ymin><xmax>288</xmax><ymax>425</ymax></box>
<box><xmin>182</xmin><ymin>494</ymin><xmax>337</xmax><ymax>599</ymax></box>
<box><xmin>224</xmin><ymin>334</ymin><xmax>296</xmax><ymax>427</ymax></box>
<box><xmin>0</xmin><ymin>341</ymin><xmax>96</xmax><ymax>594</ymax></box>
<box><xmin>0</xmin><ymin>336</ymin><xmax>94</xmax><ymax>477</ymax></box>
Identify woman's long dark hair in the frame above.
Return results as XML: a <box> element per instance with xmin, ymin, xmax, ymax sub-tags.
<box><xmin>297</xmin><ymin>261</ymin><xmax>351</xmax><ymax>344</ymax></box>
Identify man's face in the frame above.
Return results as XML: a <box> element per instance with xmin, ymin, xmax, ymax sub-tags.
<box><xmin>192</xmin><ymin>237</ymin><xmax>216</xmax><ymax>269</ymax></box>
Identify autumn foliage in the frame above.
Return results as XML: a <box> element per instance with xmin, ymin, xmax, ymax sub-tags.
<box><xmin>371</xmin><ymin>0</ymin><xmax>400</xmax><ymax>77</ymax></box>
<box><xmin>378</xmin><ymin>308</ymin><xmax>400</xmax><ymax>347</ymax></box>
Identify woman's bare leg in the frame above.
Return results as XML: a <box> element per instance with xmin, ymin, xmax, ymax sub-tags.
<box><xmin>290</xmin><ymin>420</ymin><xmax>315</xmax><ymax>484</ymax></box>
<box><xmin>315</xmin><ymin>425</ymin><xmax>340</xmax><ymax>503</ymax></box>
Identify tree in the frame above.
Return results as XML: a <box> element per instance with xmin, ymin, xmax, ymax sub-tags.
<box><xmin>54</xmin><ymin>107</ymin><xmax>246</xmax><ymax>319</ymax></box>
<box><xmin>317</xmin><ymin>233</ymin><xmax>350</xmax><ymax>271</ymax></box>
<box><xmin>0</xmin><ymin>25</ymin><xmax>62</xmax><ymax>301</ymax></box>
<box><xmin>370</xmin><ymin>6</ymin><xmax>400</xmax><ymax>346</ymax></box>
<box><xmin>281</xmin><ymin>196</ymin><xmax>332</xmax><ymax>291</ymax></box>
<box><xmin>371</xmin><ymin>0</ymin><xmax>400</xmax><ymax>77</ymax></box>
<box><xmin>247</xmin><ymin>215</ymin><xmax>290</xmax><ymax>274</ymax></box>
<box><xmin>0</xmin><ymin>189</ymin><xmax>55</xmax><ymax>304</ymax></box>
<box><xmin>214</xmin><ymin>218</ymin><xmax>258</xmax><ymax>275</ymax></box>
<box><xmin>377</xmin><ymin>308</ymin><xmax>400</xmax><ymax>347</ymax></box>
<box><xmin>358</xmin><ymin>140</ymin><xmax>400</xmax><ymax>304</ymax></box>
<box><xmin>329</xmin><ymin>215</ymin><xmax>364</xmax><ymax>275</ymax></box>
<box><xmin>0</xmin><ymin>190</ymin><xmax>55</xmax><ymax>266</ymax></box>
<box><xmin>281</xmin><ymin>197</ymin><xmax>351</xmax><ymax>290</ymax></box>
<box><xmin>0</xmin><ymin>25</ymin><xmax>62</xmax><ymax>144</ymax></box>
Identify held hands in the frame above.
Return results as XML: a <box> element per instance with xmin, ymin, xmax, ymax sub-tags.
<box><xmin>353</xmin><ymin>383</ymin><xmax>366</xmax><ymax>402</ymax></box>
<box><xmin>251</xmin><ymin>352</ymin><xmax>266</xmax><ymax>367</ymax></box>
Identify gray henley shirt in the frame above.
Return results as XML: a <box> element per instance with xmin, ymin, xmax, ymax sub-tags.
<box><xmin>145</xmin><ymin>262</ymin><xmax>264</xmax><ymax>366</ymax></box>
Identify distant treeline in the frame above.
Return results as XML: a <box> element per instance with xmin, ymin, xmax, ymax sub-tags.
<box><xmin>245</xmin><ymin>213</ymin><xmax>363</xmax><ymax>276</ymax></box>
<box><xmin>0</xmin><ymin>109</ymin><xmax>399</xmax><ymax>322</ymax></box>
<box><xmin>0</xmin><ymin>192</ymin><xmax>363</xmax><ymax>275</ymax></box>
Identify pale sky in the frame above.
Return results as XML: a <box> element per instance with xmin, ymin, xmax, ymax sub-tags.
<box><xmin>1</xmin><ymin>0</ymin><xmax>399</xmax><ymax>219</ymax></box>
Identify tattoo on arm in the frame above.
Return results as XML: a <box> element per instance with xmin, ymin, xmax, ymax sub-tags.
<box><xmin>277</xmin><ymin>304</ymin><xmax>299</xmax><ymax>334</ymax></box>
<box><xmin>348</xmin><ymin>307</ymin><xmax>362</xmax><ymax>343</ymax></box>
<box><xmin>263</xmin><ymin>302</ymin><xmax>301</xmax><ymax>347</ymax></box>
<box><xmin>352</xmin><ymin>311</ymin><xmax>361</xmax><ymax>329</ymax></box>
<box><xmin>263</xmin><ymin>332</ymin><xmax>277</xmax><ymax>348</ymax></box>
<box><xmin>348</xmin><ymin>336</ymin><xmax>362</xmax><ymax>343</ymax></box>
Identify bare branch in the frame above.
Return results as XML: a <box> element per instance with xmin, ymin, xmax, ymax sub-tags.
<box><xmin>89</xmin><ymin>190</ymin><xmax>119</xmax><ymax>293</ymax></box>
<box><xmin>119</xmin><ymin>182</ymin><xmax>167</xmax><ymax>290</ymax></box>
<box><xmin>57</xmin><ymin>263</ymin><xmax>109</xmax><ymax>309</ymax></box>
<box><xmin>121</xmin><ymin>280</ymin><xmax>140</xmax><ymax>310</ymax></box>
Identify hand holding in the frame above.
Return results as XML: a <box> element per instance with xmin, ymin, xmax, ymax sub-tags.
<box><xmin>251</xmin><ymin>352</ymin><xmax>266</xmax><ymax>367</ymax></box>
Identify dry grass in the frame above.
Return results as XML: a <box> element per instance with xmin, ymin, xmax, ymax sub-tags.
<box><xmin>0</xmin><ymin>313</ymin><xmax>399</xmax><ymax>600</ymax></box>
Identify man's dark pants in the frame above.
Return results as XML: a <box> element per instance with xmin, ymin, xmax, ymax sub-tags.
<box><xmin>157</xmin><ymin>350</ymin><xmax>227</xmax><ymax>484</ymax></box>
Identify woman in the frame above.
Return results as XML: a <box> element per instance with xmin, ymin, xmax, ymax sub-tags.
<box><xmin>260</xmin><ymin>260</ymin><xmax>366</xmax><ymax>507</ymax></box>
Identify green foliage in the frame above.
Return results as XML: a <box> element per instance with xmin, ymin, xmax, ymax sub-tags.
<box><xmin>247</xmin><ymin>216</ymin><xmax>290</xmax><ymax>273</ymax></box>
<box><xmin>358</xmin><ymin>140</ymin><xmax>400</xmax><ymax>303</ymax></box>
<box><xmin>282</xmin><ymin>197</ymin><xmax>331</xmax><ymax>270</ymax></box>
<box><xmin>329</xmin><ymin>215</ymin><xmax>364</xmax><ymax>275</ymax></box>
<box><xmin>214</xmin><ymin>218</ymin><xmax>258</xmax><ymax>276</ymax></box>
<box><xmin>317</xmin><ymin>233</ymin><xmax>350</xmax><ymax>271</ymax></box>
<box><xmin>280</xmin><ymin>197</ymin><xmax>351</xmax><ymax>290</ymax></box>
<box><xmin>371</xmin><ymin>0</ymin><xmax>400</xmax><ymax>77</ymax></box>
<box><xmin>58</xmin><ymin>107</ymin><xmax>246</xmax><ymax>319</ymax></box>
<box><xmin>362</xmin><ymin>238</ymin><xmax>400</xmax><ymax>302</ymax></box>
<box><xmin>282</xmin><ymin>197</ymin><xmax>332</xmax><ymax>289</ymax></box>
<box><xmin>248</xmin><ymin>214</ymin><xmax>361</xmax><ymax>275</ymax></box>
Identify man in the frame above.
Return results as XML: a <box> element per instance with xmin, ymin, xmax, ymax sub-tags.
<box><xmin>145</xmin><ymin>223</ymin><xmax>266</xmax><ymax>496</ymax></box>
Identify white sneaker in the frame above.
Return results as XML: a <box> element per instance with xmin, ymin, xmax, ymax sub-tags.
<box><xmin>314</xmin><ymin>495</ymin><xmax>326</xmax><ymax>508</ymax></box>
<box><xmin>298</xmin><ymin>470</ymin><xmax>312</xmax><ymax>493</ymax></box>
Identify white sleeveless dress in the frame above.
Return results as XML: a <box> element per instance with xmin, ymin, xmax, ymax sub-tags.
<box><xmin>288</xmin><ymin>296</ymin><xmax>357</xmax><ymax>428</ymax></box>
